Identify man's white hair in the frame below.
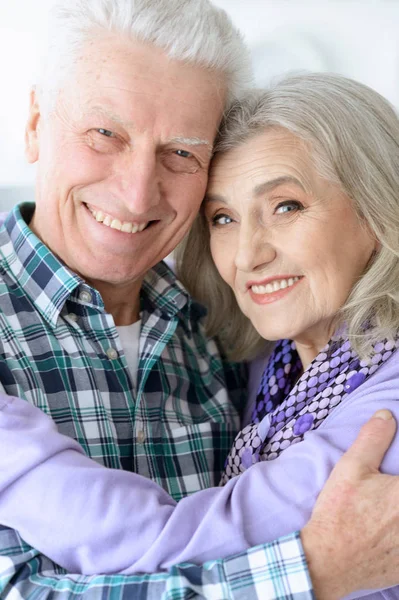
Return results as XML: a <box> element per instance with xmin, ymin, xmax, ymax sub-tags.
<box><xmin>37</xmin><ymin>0</ymin><xmax>253</xmax><ymax>114</ymax></box>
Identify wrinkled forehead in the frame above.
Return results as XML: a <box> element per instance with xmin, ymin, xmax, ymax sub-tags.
<box><xmin>55</xmin><ymin>34</ymin><xmax>226</xmax><ymax>129</ymax></box>
<box><xmin>207</xmin><ymin>128</ymin><xmax>317</xmax><ymax>195</ymax></box>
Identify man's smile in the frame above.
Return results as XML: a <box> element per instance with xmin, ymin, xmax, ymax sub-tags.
<box><xmin>86</xmin><ymin>203</ymin><xmax>149</xmax><ymax>233</ymax></box>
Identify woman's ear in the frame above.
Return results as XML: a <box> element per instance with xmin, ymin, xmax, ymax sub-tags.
<box><xmin>25</xmin><ymin>87</ymin><xmax>41</xmax><ymax>164</ymax></box>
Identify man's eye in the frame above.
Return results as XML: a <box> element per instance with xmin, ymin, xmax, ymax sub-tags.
<box><xmin>163</xmin><ymin>149</ymin><xmax>199</xmax><ymax>173</ymax></box>
<box><xmin>175</xmin><ymin>149</ymin><xmax>192</xmax><ymax>158</ymax></box>
<box><xmin>275</xmin><ymin>201</ymin><xmax>303</xmax><ymax>214</ymax></box>
<box><xmin>97</xmin><ymin>128</ymin><xmax>114</xmax><ymax>138</ymax></box>
<box><xmin>212</xmin><ymin>214</ymin><xmax>233</xmax><ymax>226</ymax></box>
<box><xmin>88</xmin><ymin>128</ymin><xmax>122</xmax><ymax>154</ymax></box>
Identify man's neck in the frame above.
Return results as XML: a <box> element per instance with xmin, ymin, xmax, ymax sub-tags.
<box><xmin>88</xmin><ymin>279</ymin><xmax>142</xmax><ymax>326</ymax></box>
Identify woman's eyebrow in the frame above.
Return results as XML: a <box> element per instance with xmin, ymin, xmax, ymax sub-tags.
<box><xmin>203</xmin><ymin>192</ymin><xmax>227</xmax><ymax>205</ymax></box>
<box><xmin>203</xmin><ymin>176</ymin><xmax>307</xmax><ymax>206</ymax></box>
<box><xmin>253</xmin><ymin>176</ymin><xmax>306</xmax><ymax>197</ymax></box>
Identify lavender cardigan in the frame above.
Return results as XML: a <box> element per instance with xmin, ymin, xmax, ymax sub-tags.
<box><xmin>0</xmin><ymin>349</ymin><xmax>398</xmax><ymax>598</ymax></box>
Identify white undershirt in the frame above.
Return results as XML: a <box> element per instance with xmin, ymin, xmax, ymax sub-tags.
<box><xmin>116</xmin><ymin>320</ymin><xmax>141</xmax><ymax>390</ymax></box>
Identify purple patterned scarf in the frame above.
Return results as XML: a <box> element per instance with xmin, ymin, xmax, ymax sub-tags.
<box><xmin>220</xmin><ymin>335</ymin><xmax>399</xmax><ymax>485</ymax></box>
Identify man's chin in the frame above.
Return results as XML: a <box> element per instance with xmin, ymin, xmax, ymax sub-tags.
<box><xmin>78</xmin><ymin>265</ymin><xmax>145</xmax><ymax>289</ymax></box>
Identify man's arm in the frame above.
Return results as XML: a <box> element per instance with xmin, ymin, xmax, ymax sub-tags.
<box><xmin>0</xmin><ymin>526</ymin><xmax>311</xmax><ymax>599</ymax></box>
<box><xmin>1</xmin><ymin>412</ymin><xmax>398</xmax><ymax>600</ymax></box>
<box><xmin>0</xmin><ymin>393</ymin><xmax>311</xmax><ymax>600</ymax></box>
<box><xmin>1</xmin><ymin>356</ymin><xmax>399</xmax><ymax>576</ymax></box>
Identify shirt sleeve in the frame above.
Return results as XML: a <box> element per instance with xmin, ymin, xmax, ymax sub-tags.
<box><xmin>0</xmin><ymin>525</ymin><xmax>312</xmax><ymax>600</ymax></box>
<box><xmin>1</xmin><ymin>353</ymin><xmax>399</xmax><ymax>580</ymax></box>
<box><xmin>1</xmin><ymin>353</ymin><xmax>398</xmax><ymax>594</ymax></box>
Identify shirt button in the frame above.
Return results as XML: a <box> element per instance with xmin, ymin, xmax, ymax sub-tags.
<box><xmin>137</xmin><ymin>430</ymin><xmax>146</xmax><ymax>444</ymax></box>
<box><xmin>79</xmin><ymin>290</ymin><xmax>92</xmax><ymax>303</ymax></box>
<box><xmin>106</xmin><ymin>347</ymin><xmax>118</xmax><ymax>360</ymax></box>
<box><xmin>68</xmin><ymin>313</ymin><xmax>78</xmax><ymax>322</ymax></box>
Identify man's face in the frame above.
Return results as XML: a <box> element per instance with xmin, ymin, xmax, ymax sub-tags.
<box><xmin>26</xmin><ymin>35</ymin><xmax>225</xmax><ymax>291</ymax></box>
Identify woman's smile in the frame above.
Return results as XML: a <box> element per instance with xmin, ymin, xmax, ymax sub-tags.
<box><xmin>247</xmin><ymin>275</ymin><xmax>303</xmax><ymax>304</ymax></box>
<box><xmin>206</xmin><ymin>128</ymin><xmax>376</xmax><ymax>362</ymax></box>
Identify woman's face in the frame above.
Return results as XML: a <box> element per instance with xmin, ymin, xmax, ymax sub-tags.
<box><xmin>205</xmin><ymin>129</ymin><xmax>376</xmax><ymax>359</ymax></box>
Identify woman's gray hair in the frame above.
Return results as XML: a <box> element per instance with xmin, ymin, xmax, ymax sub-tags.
<box><xmin>176</xmin><ymin>73</ymin><xmax>399</xmax><ymax>361</ymax></box>
<box><xmin>37</xmin><ymin>0</ymin><xmax>252</xmax><ymax>115</ymax></box>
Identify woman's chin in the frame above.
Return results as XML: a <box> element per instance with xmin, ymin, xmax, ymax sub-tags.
<box><xmin>253</xmin><ymin>326</ymin><xmax>296</xmax><ymax>343</ymax></box>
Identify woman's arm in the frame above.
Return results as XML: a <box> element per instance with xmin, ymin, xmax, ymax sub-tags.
<box><xmin>0</xmin><ymin>354</ymin><xmax>398</xmax><ymax>577</ymax></box>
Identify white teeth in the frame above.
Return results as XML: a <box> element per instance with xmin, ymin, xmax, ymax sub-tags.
<box><xmin>110</xmin><ymin>219</ymin><xmax>122</xmax><ymax>231</ymax></box>
<box><xmin>121</xmin><ymin>222</ymin><xmax>133</xmax><ymax>233</ymax></box>
<box><xmin>251</xmin><ymin>277</ymin><xmax>300</xmax><ymax>295</ymax></box>
<box><xmin>87</xmin><ymin>205</ymin><xmax>148</xmax><ymax>234</ymax></box>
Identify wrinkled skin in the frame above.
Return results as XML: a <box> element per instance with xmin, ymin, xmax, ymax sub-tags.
<box><xmin>302</xmin><ymin>410</ymin><xmax>399</xmax><ymax>599</ymax></box>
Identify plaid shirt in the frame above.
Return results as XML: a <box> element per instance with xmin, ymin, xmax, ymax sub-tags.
<box><xmin>0</xmin><ymin>204</ymin><xmax>314</xmax><ymax>599</ymax></box>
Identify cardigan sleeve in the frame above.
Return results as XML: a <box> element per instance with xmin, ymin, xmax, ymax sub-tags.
<box><xmin>0</xmin><ymin>352</ymin><xmax>398</xmax><ymax>594</ymax></box>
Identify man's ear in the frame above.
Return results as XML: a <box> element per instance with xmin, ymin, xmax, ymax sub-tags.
<box><xmin>25</xmin><ymin>87</ymin><xmax>41</xmax><ymax>164</ymax></box>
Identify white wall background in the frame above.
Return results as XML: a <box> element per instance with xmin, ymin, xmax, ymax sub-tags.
<box><xmin>0</xmin><ymin>0</ymin><xmax>398</xmax><ymax>209</ymax></box>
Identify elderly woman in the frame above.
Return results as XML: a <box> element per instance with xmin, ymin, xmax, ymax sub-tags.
<box><xmin>0</xmin><ymin>73</ymin><xmax>398</xmax><ymax>598</ymax></box>
<box><xmin>178</xmin><ymin>72</ymin><xmax>399</xmax><ymax>478</ymax></box>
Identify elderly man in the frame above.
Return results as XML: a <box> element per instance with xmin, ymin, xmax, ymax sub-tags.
<box><xmin>0</xmin><ymin>0</ymin><xmax>398</xmax><ymax>599</ymax></box>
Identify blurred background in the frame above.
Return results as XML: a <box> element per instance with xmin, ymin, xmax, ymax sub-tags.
<box><xmin>1</xmin><ymin>0</ymin><xmax>398</xmax><ymax>211</ymax></box>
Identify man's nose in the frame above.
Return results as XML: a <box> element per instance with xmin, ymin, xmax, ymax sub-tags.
<box><xmin>234</xmin><ymin>222</ymin><xmax>276</xmax><ymax>273</ymax></box>
<box><xmin>118</xmin><ymin>152</ymin><xmax>161</xmax><ymax>215</ymax></box>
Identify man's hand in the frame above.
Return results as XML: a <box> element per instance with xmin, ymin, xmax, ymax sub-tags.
<box><xmin>302</xmin><ymin>410</ymin><xmax>399</xmax><ymax>599</ymax></box>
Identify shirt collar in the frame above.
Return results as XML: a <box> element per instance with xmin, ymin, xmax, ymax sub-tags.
<box><xmin>142</xmin><ymin>260</ymin><xmax>192</xmax><ymax>319</ymax></box>
<box><xmin>1</xmin><ymin>203</ymin><xmax>202</xmax><ymax>329</ymax></box>
<box><xmin>1</xmin><ymin>203</ymin><xmax>83</xmax><ymax>328</ymax></box>
<box><xmin>142</xmin><ymin>261</ymin><xmax>206</xmax><ymax>337</ymax></box>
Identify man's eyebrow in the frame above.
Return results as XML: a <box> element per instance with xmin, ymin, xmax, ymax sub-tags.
<box><xmin>85</xmin><ymin>106</ymin><xmax>133</xmax><ymax>127</ymax></box>
<box><xmin>169</xmin><ymin>137</ymin><xmax>213</xmax><ymax>156</ymax></box>
<box><xmin>81</xmin><ymin>111</ymin><xmax>213</xmax><ymax>154</ymax></box>
<box><xmin>253</xmin><ymin>176</ymin><xmax>307</xmax><ymax>196</ymax></box>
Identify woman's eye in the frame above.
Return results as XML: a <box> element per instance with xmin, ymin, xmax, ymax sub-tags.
<box><xmin>212</xmin><ymin>214</ymin><xmax>233</xmax><ymax>226</ymax></box>
<box><xmin>97</xmin><ymin>128</ymin><xmax>114</xmax><ymax>138</ymax></box>
<box><xmin>275</xmin><ymin>201</ymin><xmax>302</xmax><ymax>214</ymax></box>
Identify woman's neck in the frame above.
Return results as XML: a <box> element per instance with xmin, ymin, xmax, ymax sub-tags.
<box><xmin>294</xmin><ymin>342</ymin><xmax>320</xmax><ymax>371</ymax></box>
<box><xmin>294</xmin><ymin>320</ymin><xmax>337</xmax><ymax>370</ymax></box>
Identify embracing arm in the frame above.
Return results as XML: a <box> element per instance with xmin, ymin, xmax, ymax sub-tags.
<box><xmin>1</xmin><ymin>410</ymin><xmax>398</xmax><ymax>600</ymax></box>
<box><xmin>0</xmin><ymin>525</ymin><xmax>312</xmax><ymax>599</ymax></box>
<box><xmin>1</xmin><ymin>393</ymin><xmax>333</xmax><ymax>574</ymax></box>
<box><xmin>2</xmin><ymin>355</ymin><xmax>399</xmax><ymax>578</ymax></box>
<box><xmin>302</xmin><ymin>409</ymin><xmax>399</xmax><ymax>599</ymax></box>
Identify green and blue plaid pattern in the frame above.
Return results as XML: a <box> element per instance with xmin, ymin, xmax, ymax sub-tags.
<box><xmin>0</xmin><ymin>204</ymin><xmax>243</xmax><ymax>495</ymax></box>
<box><xmin>0</xmin><ymin>526</ymin><xmax>313</xmax><ymax>599</ymax></box>
<box><xmin>0</xmin><ymin>204</ymin><xmax>314</xmax><ymax>599</ymax></box>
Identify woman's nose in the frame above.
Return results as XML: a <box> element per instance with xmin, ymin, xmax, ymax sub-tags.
<box><xmin>234</xmin><ymin>225</ymin><xmax>276</xmax><ymax>273</ymax></box>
